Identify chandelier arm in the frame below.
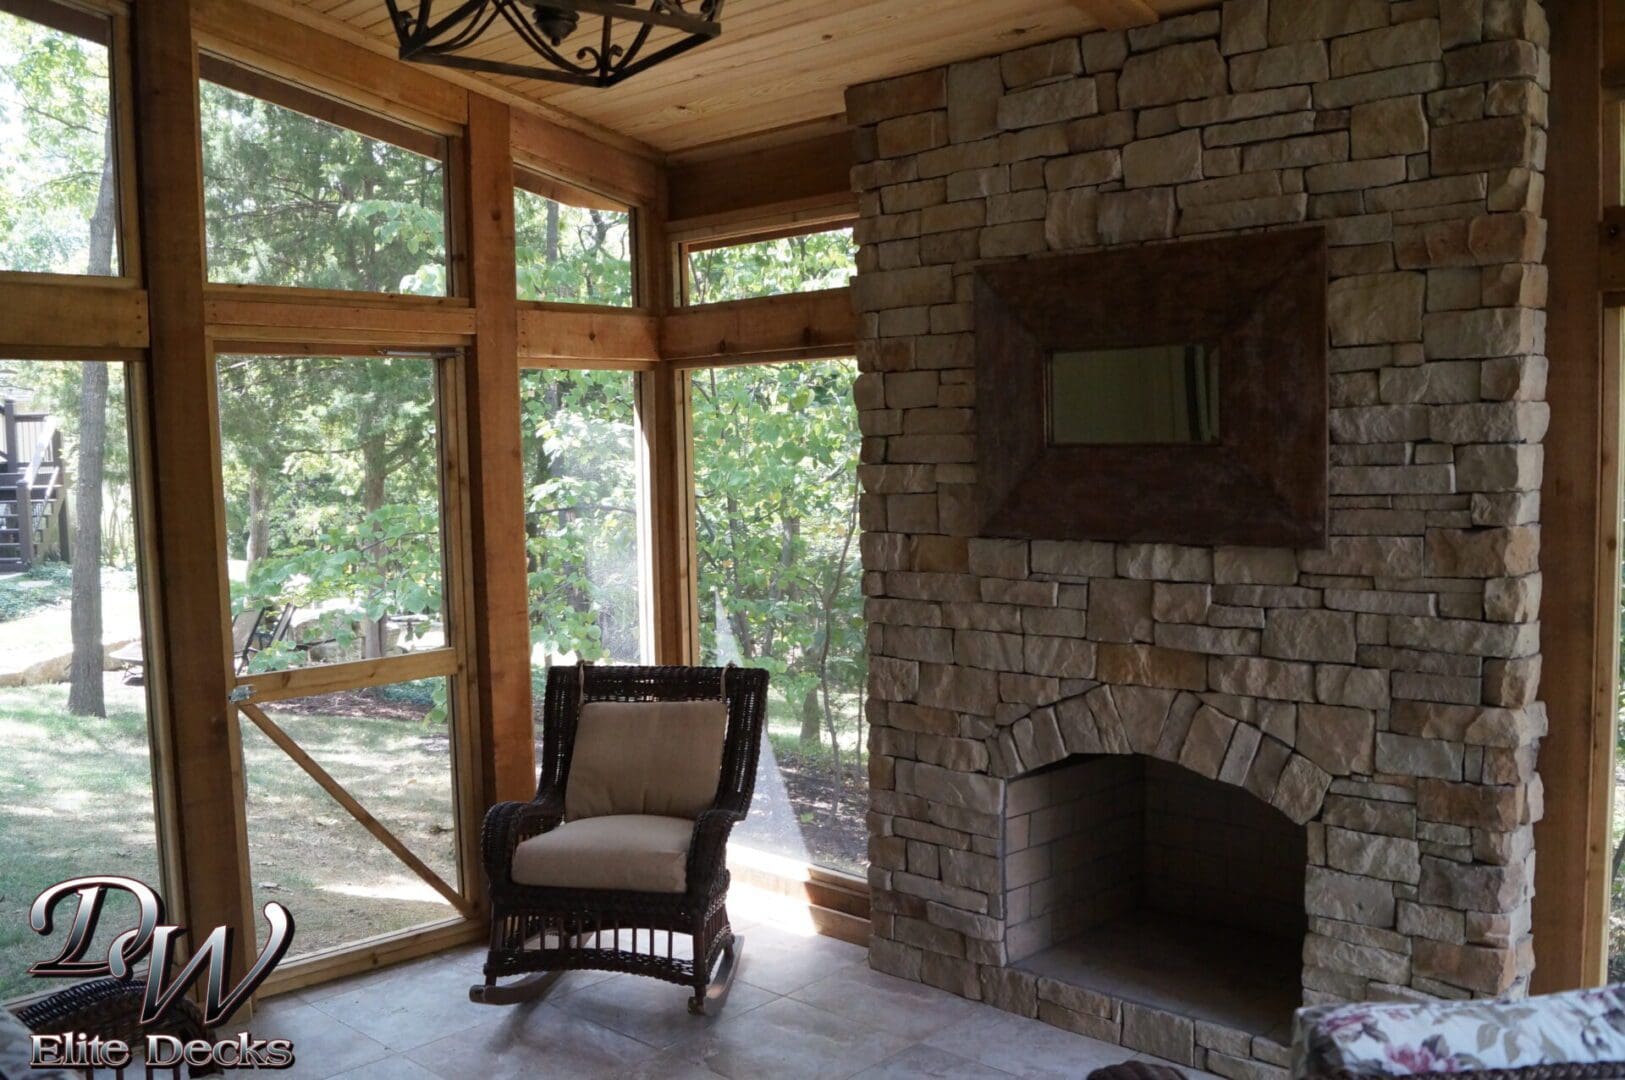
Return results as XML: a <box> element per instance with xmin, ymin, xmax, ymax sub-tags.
<box><xmin>607</xmin><ymin>28</ymin><xmax>714</xmax><ymax>84</ymax></box>
<box><xmin>491</xmin><ymin>0</ymin><xmax>603</xmax><ymax>77</ymax></box>
<box><xmin>609</xmin><ymin>21</ymin><xmax>654</xmax><ymax>73</ymax></box>
<box><xmin>407</xmin><ymin>52</ymin><xmax>600</xmax><ymax>85</ymax></box>
<box><xmin>415</xmin><ymin>0</ymin><xmax>494</xmax><ymax>42</ymax></box>
<box><xmin>426</xmin><ymin>3</ymin><xmax>505</xmax><ymax>53</ymax></box>
<box><xmin>562</xmin><ymin>0</ymin><xmax>719</xmax><ymax>37</ymax></box>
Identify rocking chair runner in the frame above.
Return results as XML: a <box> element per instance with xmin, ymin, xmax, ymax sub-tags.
<box><xmin>472</xmin><ymin>664</ymin><xmax>767</xmax><ymax>1015</ymax></box>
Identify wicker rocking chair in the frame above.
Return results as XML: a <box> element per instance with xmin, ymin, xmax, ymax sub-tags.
<box><xmin>472</xmin><ymin>663</ymin><xmax>767</xmax><ymax>1015</ymax></box>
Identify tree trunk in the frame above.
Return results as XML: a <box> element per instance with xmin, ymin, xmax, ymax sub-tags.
<box><xmin>67</xmin><ymin>364</ymin><xmax>109</xmax><ymax>717</ymax></box>
<box><xmin>799</xmin><ymin>684</ymin><xmax>822</xmax><ymax>744</ymax></box>
<box><xmin>245</xmin><ymin>470</ymin><xmax>270</xmax><ymax>579</ymax></box>
<box><xmin>66</xmin><ymin>123</ymin><xmax>118</xmax><ymax>717</ymax></box>
<box><xmin>359</xmin><ymin>431</ymin><xmax>389</xmax><ymax>660</ymax></box>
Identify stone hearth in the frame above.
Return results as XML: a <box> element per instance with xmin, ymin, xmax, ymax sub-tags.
<box><xmin>849</xmin><ymin>2</ymin><xmax>1551</xmax><ymax>1076</ymax></box>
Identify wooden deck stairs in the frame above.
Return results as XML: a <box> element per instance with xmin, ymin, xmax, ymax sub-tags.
<box><xmin>0</xmin><ymin>398</ymin><xmax>67</xmax><ymax>572</ymax></box>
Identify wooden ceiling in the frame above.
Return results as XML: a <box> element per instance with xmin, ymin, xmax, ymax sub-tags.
<box><xmin>272</xmin><ymin>0</ymin><xmax>1210</xmax><ymax>158</ymax></box>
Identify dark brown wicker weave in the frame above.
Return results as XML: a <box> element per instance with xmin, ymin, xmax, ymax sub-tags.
<box><xmin>13</xmin><ymin>975</ymin><xmax>217</xmax><ymax>1077</ymax></box>
<box><xmin>473</xmin><ymin>664</ymin><xmax>767</xmax><ymax>1015</ymax></box>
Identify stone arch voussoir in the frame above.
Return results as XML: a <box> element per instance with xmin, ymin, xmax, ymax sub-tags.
<box><xmin>985</xmin><ymin>685</ymin><xmax>1331</xmax><ymax>824</ymax></box>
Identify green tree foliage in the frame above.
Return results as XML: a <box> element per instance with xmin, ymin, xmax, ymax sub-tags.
<box><xmin>519</xmin><ymin>369</ymin><xmax>643</xmax><ymax>664</ymax></box>
<box><xmin>687</xmin><ymin>228</ymin><xmax>856</xmax><ymax>305</ymax></box>
<box><xmin>0</xmin><ymin>10</ymin><xmax>115</xmax><ymax>275</ymax></box>
<box><xmin>515</xmin><ymin>188</ymin><xmax>633</xmax><ymax>306</ymax></box>
<box><xmin>196</xmin><ymin>79</ymin><xmax>452</xmax><ymax>678</ymax></box>
<box><xmin>220</xmin><ymin>356</ymin><xmax>444</xmax><ymax>679</ymax></box>
<box><xmin>692</xmin><ymin>361</ymin><xmax>865</xmax><ymax>761</ymax></box>
<box><xmin>200</xmin><ymin>81</ymin><xmax>446</xmax><ymax>294</ymax></box>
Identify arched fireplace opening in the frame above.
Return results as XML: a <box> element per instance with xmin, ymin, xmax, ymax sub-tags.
<box><xmin>1003</xmin><ymin>754</ymin><xmax>1307</xmax><ymax>1043</ymax></box>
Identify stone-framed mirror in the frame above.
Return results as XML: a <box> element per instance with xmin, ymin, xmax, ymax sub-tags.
<box><xmin>974</xmin><ymin>227</ymin><xmax>1329</xmax><ymax>547</ymax></box>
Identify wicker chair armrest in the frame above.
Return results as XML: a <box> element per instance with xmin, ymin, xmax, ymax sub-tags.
<box><xmin>481</xmin><ymin>791</ymin><xmax>563</xmax><ymax>888</ymax></box>
<box><xmin>687</xmin><ymin>801</ymin><xmax>746</xmax><ymax>895</ymax></box>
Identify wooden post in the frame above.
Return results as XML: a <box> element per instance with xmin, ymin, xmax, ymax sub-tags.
<box><xmin>637</xmin><ymin>179</ymin><xmax>698</xmax><ymax>663</ymax></box>
<box><xmin>642</xmin><ymin>364</ymin><xmax>697</xmax><ymax>663</ymax></box>
<box><xmin>130</xmin><ymin>0</ymin><xmax>254</xmax><ymax>980</ymax></box>
<box><xmin>1533</xmin><ymin>0</ymin><xmax>1613</xmax><ymax>991</ymax></box>
<box><xmin>3</xmin><ymin>399</ymin><xmax>16</xmax><ymax>472</ymax></box>
<box><xmin>16</xmin><ymin>470</ymin><xmax>31</xmax><ymax>570</ymax></box>
<box><xmin>53</xmin><ymin>429</ymin><xmax>68</xmax><ymax>563</ymax></box>
<box><xmin>460</xmin><ymin>93</ymin><xmax>534</xmax><ymax>805</ymax></box>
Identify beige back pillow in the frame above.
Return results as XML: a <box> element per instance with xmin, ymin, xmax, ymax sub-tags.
<box><xmin>565</xmin><ymin>699</ymin><xmax>729</xmax><ymax>821</ymax></box>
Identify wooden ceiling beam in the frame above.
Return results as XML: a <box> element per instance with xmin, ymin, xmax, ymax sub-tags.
<box><xmin>668</xmin><ymin>130</ymin><xmax>856</xmax><ymax>227</ymax></box>
<box><xmin>1074</xmin><ymin>0</ymin><xmax>1161</xmax><ymax>30</ymax></box>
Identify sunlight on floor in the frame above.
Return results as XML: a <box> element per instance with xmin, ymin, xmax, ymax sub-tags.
<box><xmin>728</xmin><ymin>882</ymin><xmax>821</xmax><ymax>938</ymax></box>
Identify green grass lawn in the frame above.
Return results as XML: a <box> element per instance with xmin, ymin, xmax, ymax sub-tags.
<box><xmin>0</xmin><ymin>562</ymin><xmax>74</xmax><ymax>623</ymax></box>
<box><xmin>239</xmin><ymin>690</ymin><xmax>461</xmax><ymax>959</ymax></box>
<box><xmin>0</xmin><ymin>680</ymin><xmax>160</xmax><ymax>1001</ymax></box>
<box><xmin>0</xmin><ymin>679</ymin><xmax>461</xmax><ymax>1000</ymax></box>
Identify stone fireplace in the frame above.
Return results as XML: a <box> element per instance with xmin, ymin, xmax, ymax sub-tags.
<box><xmin>1003</xmin><ymin>753</ymin><xmax>1307</xmax><ymax>1044</ymax></box>
<box><xmin>849</xmin><ymin>1</ymin><xmax>1550</xmax><ymax>1075</ymax></box>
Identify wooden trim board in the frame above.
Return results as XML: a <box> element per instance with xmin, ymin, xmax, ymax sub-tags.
<box><xmin>460</xmin><ymin>93</ymin><xmax>535</xmax><ymax>806</ymax></box>
<box><xmin>1533</xmin><ymin>0</ymin><xmax>1614</xmax><ymax>991</ymax></box>
<box><xmin>0</xmin><ymin>279</ymin><xmax>149</xmax><ymax>351</ymax></box>
<box><xmin>131</xmin><ymin>0</ymin><xmax>256</xmax><ymax>988</ymax></box>
<box><xmin>517</xmin><ymin>307</ymin><xmax>661</xmax><ymax>364</ymax></box>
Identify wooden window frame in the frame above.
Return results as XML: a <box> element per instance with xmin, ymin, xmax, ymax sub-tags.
<box><xmin>675</xmin><ymin>217</ymin><xmax>858</xmax><ymax>310</ymax></box>
<box><xmin>195</xmin><ymin>52</ymin><xmax>461</xmax><ymax>305</ymax></box>
<box><xmin>1</xmin><ymin>0</ymin><xmax>875</xmax><ymax>1004</ymax></box>
<box><xmin>512</xmin><ymin>162</ymin><xmax>644</xmax><ymax>315</ymax></box>
<box><xmin>0</xmin><ymin>0</ymin><xmax>142</xmax><ymax>290</ymax></box>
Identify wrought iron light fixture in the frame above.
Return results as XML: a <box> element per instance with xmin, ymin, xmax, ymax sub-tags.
<box><xmin>385</xmin><ymin>1</ymin><xmax>724</xmax><ymax>87</ymax></box>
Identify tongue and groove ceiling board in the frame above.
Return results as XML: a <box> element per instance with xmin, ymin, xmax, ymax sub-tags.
<box><xmin>275</xmin><ymin>0</ymin><xmax>1212</xmax><ymax>157</ymax></box>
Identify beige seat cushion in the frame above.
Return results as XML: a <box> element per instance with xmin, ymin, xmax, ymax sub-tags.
<box><xmin>511</xmin><ymin>815</ymin><xmax>693</xmax><ymax>893</ymax></box>
<box><xmin>565</xmin><ymin>699</ymin><xmax>728</xmax><ymax>821</ymax></box>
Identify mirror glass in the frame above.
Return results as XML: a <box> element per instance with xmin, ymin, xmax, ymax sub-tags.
<box><xmin>1048</xmin><ymin>344</ymin><xmax>1219</xmax><ymax>445</ymax></box>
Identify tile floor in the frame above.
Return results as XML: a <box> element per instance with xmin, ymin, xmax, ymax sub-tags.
<box><xmin>241</xmin><ymin>888</ymin><xmax>1213</xmax><ymax>1080</ymax></box>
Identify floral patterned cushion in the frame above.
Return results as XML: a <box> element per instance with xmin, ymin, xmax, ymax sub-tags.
<box><xmin>1292</xmin><ymin>987</ymin><xmax>1625</xmax><ymax>1077</ymax></box>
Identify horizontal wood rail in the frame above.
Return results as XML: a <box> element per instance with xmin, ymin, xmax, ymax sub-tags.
<box><xmin>205</xmin><ymin>288</ymin><xmax>477</xmax><ymax>347</ymax></box>
<box><xmin>238</xmin><ymin>700</ymin><xmax>475</xmax><ymax>918</ymax></box>
<box><xmin>235</xmin><ymin>648</ymin><xmax>461</xmax><ymax>705</ymax></box>
<box><xmin>0</xmin><ymin>278</ymin><xmax>149</xmax><ymax>351</ymax></box>
<box><xmin>518</xmin><ymin>306</ymin><xmax>661</xmax><ymax>366</ymax></box>
<box><xmin>663</xmin><ymin>288</ymin><xmax>857</xmax><ymax>365</ymax></box>
<box><xmin>511</xmin><ymin>108</ymin><xmax>661</xmax><ymax>208</ymax></box>
<box><xmin>727</xmin><ymin>845</ymin><xmax>870</xmax><ymax>947</ymax></box>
